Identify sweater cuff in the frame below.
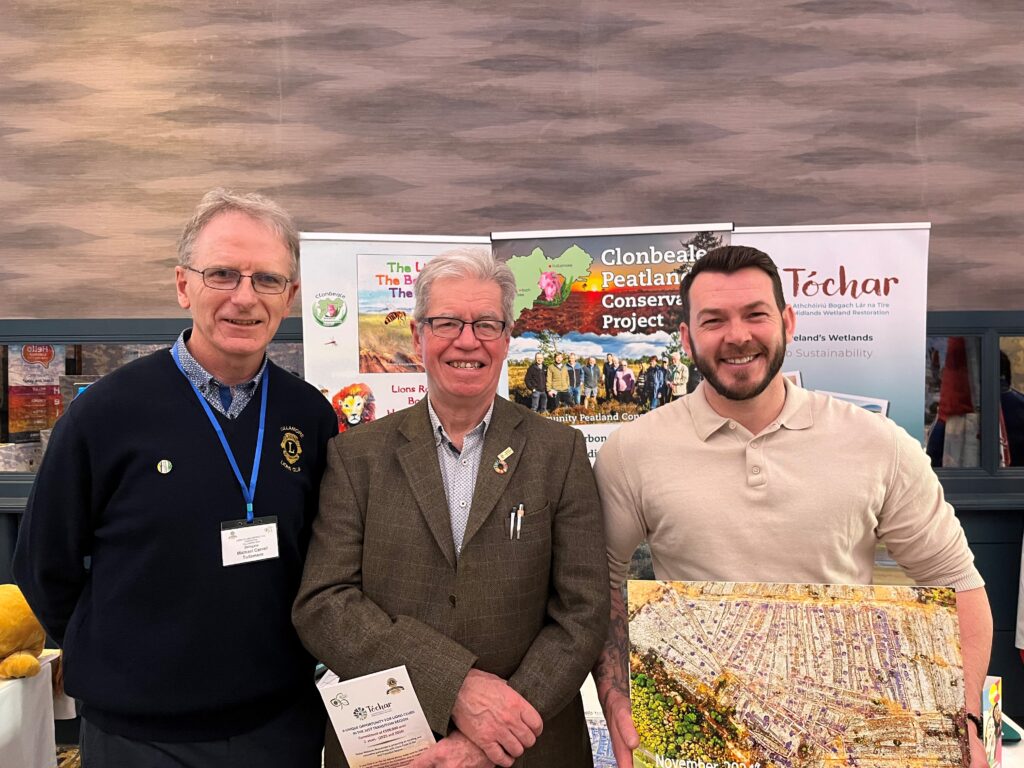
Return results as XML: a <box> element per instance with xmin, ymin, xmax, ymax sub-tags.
<box><xmin>949</xmin><ymin>568</ymin><xmax>986</xmax><ymax>592</ymax></box>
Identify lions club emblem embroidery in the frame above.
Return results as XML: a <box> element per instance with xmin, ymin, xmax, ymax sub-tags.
<box><xmin>280</xmin><ymin>428</ymin><xmax>303</xmax><ymax>472</ymax></box>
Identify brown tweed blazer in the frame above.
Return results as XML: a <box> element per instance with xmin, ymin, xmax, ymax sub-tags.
<box><xmin>293</xmin><ymin>395</ymin><xmax>608</xmax><ymax>767</ymax></box>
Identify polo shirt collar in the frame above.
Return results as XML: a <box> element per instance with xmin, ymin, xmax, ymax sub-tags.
<box><xmin>690</xmin><ymin>376</ymin><xmax>814</xmax><ymax>441</ymax></box>
<box><xmin>775</xmin><ymin>376</ymin><xmax>815</xmax><ymax>431</ymax></box>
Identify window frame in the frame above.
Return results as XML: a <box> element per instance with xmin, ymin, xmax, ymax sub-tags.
<box><xmin>929</xmin><ymin>311</ymin><xmax>1024</xmax><ymax>509</ymax></box>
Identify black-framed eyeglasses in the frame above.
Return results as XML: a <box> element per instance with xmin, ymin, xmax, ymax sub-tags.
<box><xmin>186</xmin><ymin>266</ymin><xmax>292</xmax><ymax>295</ymax></box>
<box><xmin>423</xmin><ymin>316</ymin><xmax>507</xmax><ymax>341</ymax></box>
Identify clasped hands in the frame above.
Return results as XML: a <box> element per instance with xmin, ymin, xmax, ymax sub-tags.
<box><xmin>408</xmin><ymin>669</ymin><xmax>543</xmax><ymax>768</ymax></box>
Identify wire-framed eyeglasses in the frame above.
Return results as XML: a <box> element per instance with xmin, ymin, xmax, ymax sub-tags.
<box><xmin>423</xmin><ymin>316</ymin><xmax>507</xmax><ymax>341</ymax></box>
<box><xmin>186</xmin><ymin>266</ymin><xmax>292</xmax><ymax>295</ymax></box>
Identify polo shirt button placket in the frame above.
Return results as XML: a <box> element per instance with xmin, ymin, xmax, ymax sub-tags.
<box><xmin>747</xmin><ymin>462</ymin><xmax>765</xmax><ymax>486</ymax></box>
<box><xmin>747</xmin><ymin>436</ymin><xmax>766</xmax><ymax>486</ymax></box>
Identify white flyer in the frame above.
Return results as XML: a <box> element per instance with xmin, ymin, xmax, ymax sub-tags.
<box><xmin>318</xmin><ymin>665</ymin><xmax>435</xmax><ymax>768</ymax></box>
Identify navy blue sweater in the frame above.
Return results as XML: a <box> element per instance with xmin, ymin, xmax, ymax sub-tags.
<box><xmin>14</xmin><ymin>350</ymin><xmax>337</xmax><ymax>741</ymax></box>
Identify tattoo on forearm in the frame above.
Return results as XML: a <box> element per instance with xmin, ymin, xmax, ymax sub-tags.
<box><xmin>594</xmin><ymin>587</ymin><xmax>630</xmax><ymax>709</ymax></box>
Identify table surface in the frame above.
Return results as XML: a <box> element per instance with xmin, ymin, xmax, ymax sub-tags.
<box><xmin>0</xmin><ymin>651</ymin><xmax>59</xmax><ymax>768</ymax></box>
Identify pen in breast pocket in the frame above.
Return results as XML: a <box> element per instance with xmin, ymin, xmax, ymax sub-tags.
<box><xmin>516</xmin><ymin>503</ymin><xmax>524</xmax><ymax>539</ymax></box>
<box><xmin>509</xmin><ymin>508</ymin><xmax>516</xmax><ymax>540</ymax></box>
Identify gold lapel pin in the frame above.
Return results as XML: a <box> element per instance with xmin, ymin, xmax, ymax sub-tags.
<box><xmin>493</xmin><ymin>446</ymin><xmax>514</xmax><ymax>474</ymax></box>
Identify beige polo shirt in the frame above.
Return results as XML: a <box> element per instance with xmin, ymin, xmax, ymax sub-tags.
<box><xmin>596</xmin><ymin>379</ymin><xmax>983</xmax><ymax>592</ymax></box>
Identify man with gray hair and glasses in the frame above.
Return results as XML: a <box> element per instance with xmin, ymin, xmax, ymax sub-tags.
<box><xmin>294</xmin><ymin>246</ymin><xmax>609</xmax><ymax>767</ymax></box>
<box><xmin>15</xmin><ymin>188</ymin><xmax>338</xmax><ymax>766</ymax></box>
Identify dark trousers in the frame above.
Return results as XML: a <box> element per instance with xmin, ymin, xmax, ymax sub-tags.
<box><xmin>80</xmin><ymin>693</ymin><xmax>325</xmax><ymax>768</ymax></box>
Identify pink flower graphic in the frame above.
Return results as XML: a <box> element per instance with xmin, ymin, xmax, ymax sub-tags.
<box><xmin>539</xmin><ymin>271</ymin><xmax>562</xmax><ymax>301</ymax></box>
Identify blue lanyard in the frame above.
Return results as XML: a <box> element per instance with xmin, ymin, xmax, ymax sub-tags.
<box><xmin>171</xmin><ymin>346</ymin><xmax>268</xmax><ymax>523</ymax></box>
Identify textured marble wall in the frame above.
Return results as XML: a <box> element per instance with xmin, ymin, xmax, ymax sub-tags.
<box><xmin>1</xmin><ymin>1</ymin><xmax>1021</xmax><ymax>317</ymax></box>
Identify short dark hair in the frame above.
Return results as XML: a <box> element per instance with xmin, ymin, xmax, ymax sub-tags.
<box><xmin>679</xmin><ymin>246</ymin><xmax>786</xmax><ymax>324</ymax></box>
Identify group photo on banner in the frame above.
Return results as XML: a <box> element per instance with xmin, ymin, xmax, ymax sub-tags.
<box><xmin>490</xmin><ymin>225</ymin><xmax>729</xmax><ymax>452</ymax></box>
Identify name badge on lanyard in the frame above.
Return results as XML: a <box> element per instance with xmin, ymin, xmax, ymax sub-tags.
<box><xmin>221</xmin><ymin>517</ymin><xmax>279</xmax><ymax>566</ymax></box>
<box><xmin>171</xmin><ymin>345</ymin><xmax>279</xmax><ymax>566</ymax></box>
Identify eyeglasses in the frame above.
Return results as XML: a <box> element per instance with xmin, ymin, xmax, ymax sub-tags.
<box><xmin>423</xmin><ymin>316</ymin><xmax>507</xmax><ymax>341</ymax></box>
<box><xmin>186</xmin><ymin>266</ymin><xmax>292</xmax><ymax>295</ymax></box>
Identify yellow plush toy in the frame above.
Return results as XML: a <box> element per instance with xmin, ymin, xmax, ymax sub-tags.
<box><xmin>0</xmin><ymin>584</ymin><xmax>46</xmax><ymax>679</ymax></box>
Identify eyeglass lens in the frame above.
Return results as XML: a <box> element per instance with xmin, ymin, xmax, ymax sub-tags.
<box><xmin>196</xmin><ymin>267</ymin><xmax>289</xmax><ymax>294</ymax></box>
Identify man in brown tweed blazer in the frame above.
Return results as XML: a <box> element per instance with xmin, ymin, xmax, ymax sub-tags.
<box><xmin>293</xmin><ymin>246</ymin><xmax>608</xmax><ymax>768</ymax></box>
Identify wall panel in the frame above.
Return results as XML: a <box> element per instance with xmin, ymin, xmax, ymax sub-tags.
<box><xmin>1</xmin><ymin>1</ymin><xmax>1021</xmax><ymax>317</ymax></box>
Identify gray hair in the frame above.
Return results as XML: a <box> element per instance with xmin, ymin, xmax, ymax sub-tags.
<box><xmin>177</xmin><ymin>188</ymin><xmax>300</xmax><ymax>278</ymax></box>
<box><xmin>413</xmin><ymin>246</ymin><xmax>516</xmax><ymax>329</ymax></box>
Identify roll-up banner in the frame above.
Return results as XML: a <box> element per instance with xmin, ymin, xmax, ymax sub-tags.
<box><xmin>299</xmin><ymin>234</ymin><xmax>498</xmax><ymax>431</ymax></box>
<box><xmin>732</xmin><ymin>224</ymin><xmax>929</xmax><ymax>440</ymax></box>
<box><xmin>491</xmin><ymin>225</ymin><xmax>733</xmax><ymax>459</ymax></box>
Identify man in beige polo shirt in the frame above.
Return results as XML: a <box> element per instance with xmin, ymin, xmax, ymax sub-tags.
<box><xmin>592</xmin><ymin>245</ymin><xmax>992</xmax><ymax>768</ymax></box>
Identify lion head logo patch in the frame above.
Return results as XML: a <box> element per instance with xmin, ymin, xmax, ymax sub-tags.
<box><xmin>280</xmin><ymin>428</ymin><xmax>304</xmax><ymax>472</ymax></box>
